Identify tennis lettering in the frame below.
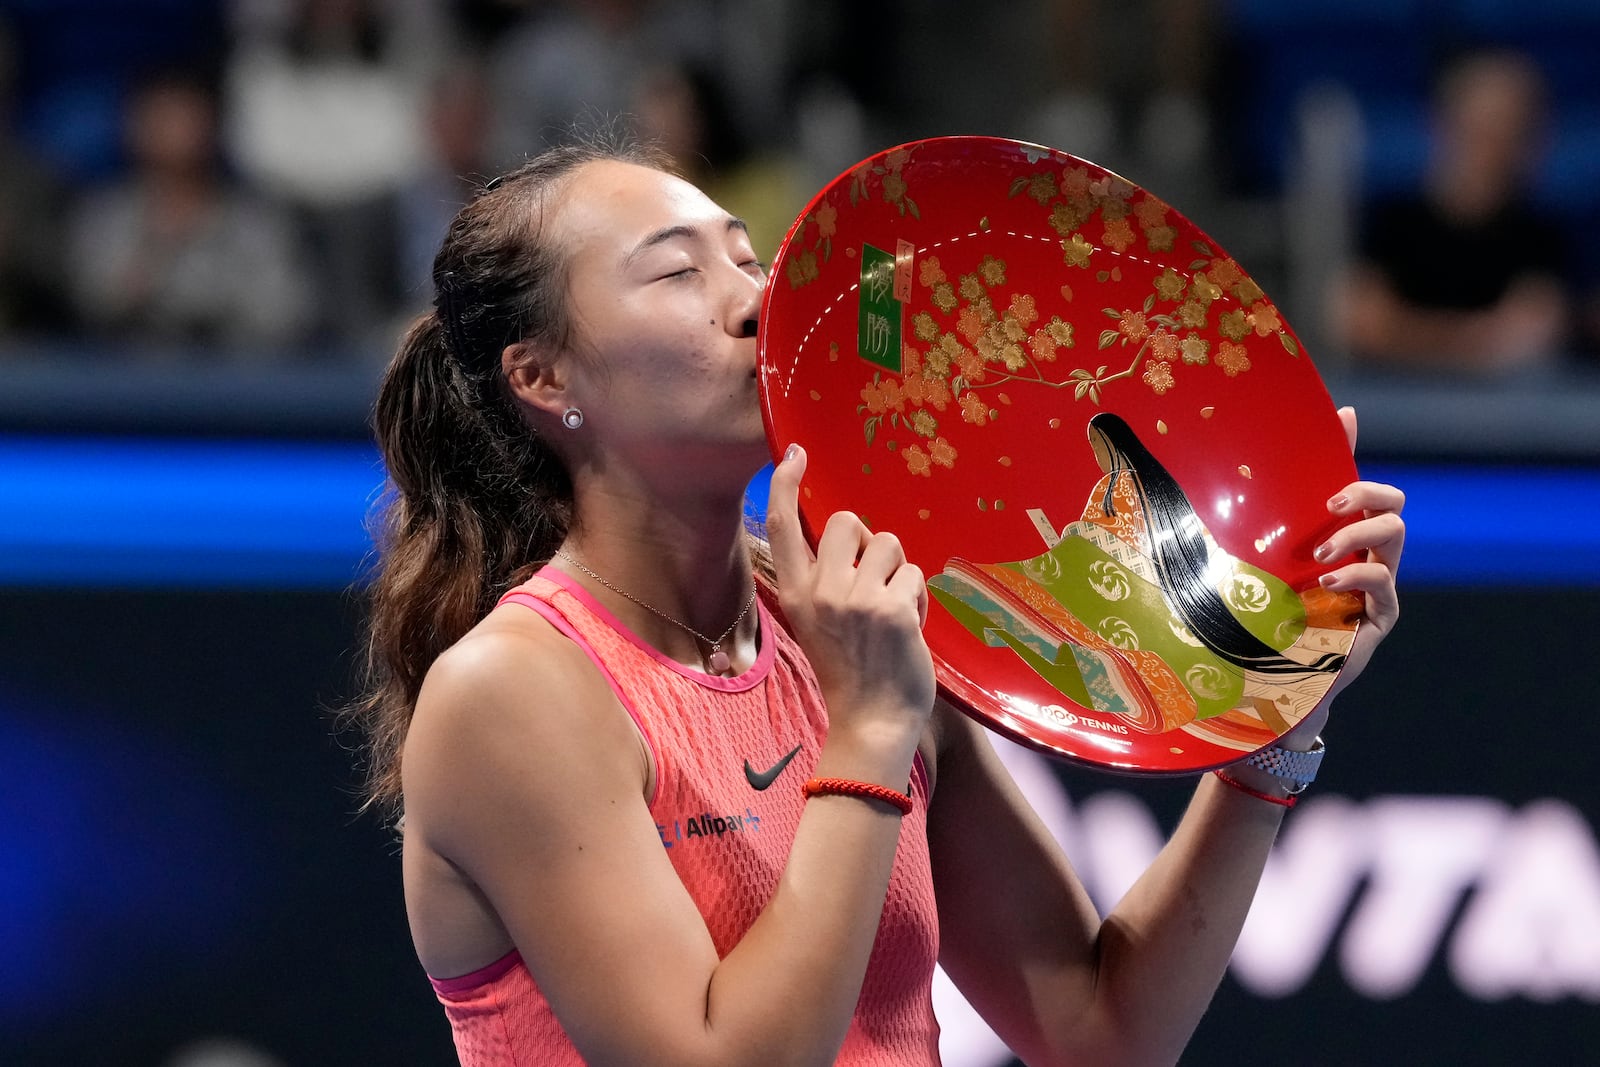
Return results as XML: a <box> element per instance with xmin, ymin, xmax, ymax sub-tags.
<box><xmin>1038</xmin><ymin>704</ymin><xmax>1131</xmax><ymax>735</ymax></box>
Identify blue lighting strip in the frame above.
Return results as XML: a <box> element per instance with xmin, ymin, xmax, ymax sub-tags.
<box><xmin>0</xmin><ymin>436</ymin><xmax>1594</xmax><ymax>589</ymax></box>
<box><xmin>1359</xmin><ymin>461</ymin><xmax>1598</xmax><ymax>586</ymax></box>
<box><xmin>0</xmin><ymin>436</ymin><xmax>383</xmax><ymax>588</ymax></box>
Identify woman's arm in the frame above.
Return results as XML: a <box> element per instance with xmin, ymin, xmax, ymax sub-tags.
<box><xmin>929</xmin><ymin>705</ymin><xmax>1292</xmax><ymax>1066</ymax></box>
<box><xmin>402</xmin><ymin>444</ymin><xmax>937</xmax><ymax>1067</ymax></box>
<box><xmin>930</xmin><ymin>419</ymin><xmax>1405</xmax><ymax>1066</ymax></box>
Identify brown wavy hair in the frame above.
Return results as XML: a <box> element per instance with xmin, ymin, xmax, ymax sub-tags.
<box><xmin>350</xmin><ymin>138</ymin><xmax>667</xmax><ymax>817</ymax></box>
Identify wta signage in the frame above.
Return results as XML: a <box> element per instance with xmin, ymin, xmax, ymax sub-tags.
<box><xmin>935</xmin><ymin>740</ymin><xmax>1600</xmax><ymax>1067</ymax></box>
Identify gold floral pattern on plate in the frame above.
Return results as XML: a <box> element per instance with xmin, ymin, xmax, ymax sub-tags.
<box><xmin>839</xmin><ymin>146</ymin><xmax>1304</xmax><ymax>478</ymax></box>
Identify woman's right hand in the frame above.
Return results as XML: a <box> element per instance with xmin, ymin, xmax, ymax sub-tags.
<box><xmin>765</xmin><ymin>444</ymin><xmax>936</xmax><ymax>764</ymax></box>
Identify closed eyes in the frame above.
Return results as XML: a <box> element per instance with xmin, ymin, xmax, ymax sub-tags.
<box><xmin>659</xmin><ymin>260</ymin><xmax>765</xmax><ymax>282</ymax></box>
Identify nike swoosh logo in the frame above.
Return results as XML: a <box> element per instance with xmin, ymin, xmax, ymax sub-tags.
<box><xmin>744</xmin><ymin>745</ymin><xmax>803</xmax><ymax>791</ymax></box>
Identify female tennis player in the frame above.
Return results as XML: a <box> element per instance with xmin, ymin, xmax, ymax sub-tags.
<box><xmin>354</xmin><ymin>140</ymin><xmax>1404</xmax><ymax>1066</ymax></box>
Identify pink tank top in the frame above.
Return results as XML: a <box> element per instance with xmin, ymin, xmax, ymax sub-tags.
<box><xmin>427</xmin><ymin>569</ymin><xmax>943</xmax><ymax>1065</ymax></box>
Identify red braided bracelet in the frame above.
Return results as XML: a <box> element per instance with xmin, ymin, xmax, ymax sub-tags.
<box><xmin>1213</xmin><ymin>770</ymin><xmax>1297</xmax><ymax>809</ymax></box>
<box><xmin>802</xmin><ymin>777</ymin><xmax>913</xmax><ymax>816</ymax></box>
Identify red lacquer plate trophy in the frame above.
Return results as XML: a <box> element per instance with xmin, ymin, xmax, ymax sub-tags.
<box><xmin>758</xmin><ymin>136</ymin><xmax>1362</xmax><ymax>774</ymax></box>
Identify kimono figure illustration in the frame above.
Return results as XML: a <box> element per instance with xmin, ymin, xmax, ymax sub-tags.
<box><xmin>927</xmin><ymin>413</ymin><xmax>1360</xmax><ymax>751</ymax></box>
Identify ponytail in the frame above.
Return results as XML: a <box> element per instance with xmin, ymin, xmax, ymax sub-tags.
<box><xmin>347</xmin><ymin>134</ymin><xmax>685</xmax><ymax>817</ymax></box>
<box><xmin>351</xmin><ymin>311</ymin><xmax>572</xmax><ymax>814</ymax></box>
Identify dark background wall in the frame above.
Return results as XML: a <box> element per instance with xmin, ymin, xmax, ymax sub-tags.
<box><xmin>3</xmin><ymin>576</ymin><xmax>1596</xmax><ymax>1065</ymax></box>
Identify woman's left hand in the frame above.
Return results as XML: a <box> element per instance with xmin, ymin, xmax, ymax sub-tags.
<box><xmin>1283</xmin><ymin>407</ymin><xmax>1405</xmax><ymax>743</ymax></box>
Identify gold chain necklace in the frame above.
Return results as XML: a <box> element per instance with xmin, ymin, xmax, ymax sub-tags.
<box><xmin>554</xmin><ymin>550</ymin><xmax>757</xmax><ymax>674</ymax></box>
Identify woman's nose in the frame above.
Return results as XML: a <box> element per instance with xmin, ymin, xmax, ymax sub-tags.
<box><xmin>726</xmin><ymin>267</ymin><xmax>765</xmax><ymax>338</ymax></box>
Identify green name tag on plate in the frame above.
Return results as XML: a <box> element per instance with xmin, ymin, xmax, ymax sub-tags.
<box><xmin>857</xmin><ymin>243</ymin><xmax>901</xmax><ymax>372</ymax></box>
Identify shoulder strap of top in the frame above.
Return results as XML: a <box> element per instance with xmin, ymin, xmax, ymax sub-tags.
<box><xmin>496</xmin><ymin>579</ymin><xmax>663</xmax><ymax>808</ymax></box>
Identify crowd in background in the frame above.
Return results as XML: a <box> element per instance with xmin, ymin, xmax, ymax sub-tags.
<box><xmin>0</xmin><ymin>0</ymin><xmax>1596</xmax><ymax>376</ymax></box>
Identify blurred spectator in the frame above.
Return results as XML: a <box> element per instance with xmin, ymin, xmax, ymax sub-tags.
<box><xmin>0</xmin><ymin>0</ymin><xmax>224</xmax><ymax>183</ymax></box>
<box><xmin>0</xmin><ymin>17</ymin><xmax>71</xmax><ymax>338</ymax></box>
<box><xmin>224</xmin><ymin>0</ymin><xmax>451</xmax><ymax>345</ymax></box>
<box><xmin>1336</xmin><ymin>51</ymin><xmax>1571</xmax><ymax>376</ymax></box>
<box><xmin>796</xmin><ymin>0</ymin><xmax>1220</xmax><ymax>199</ymax></box>
<box><xmin>487</xmin><ymin>0</ymin><xmax>718</xmax><ymax>161</ymax></box>
<box><xmin>1582</xmin><ymin>289</ymin><xmax>1600</xmax><ymax>368</ymax></box>
<box><xmin>395</xmin><ymin>59</ymin><xmax>496</xmax><ymax>306</ymax></box>
<box><xmin>629</xmin><ymin>61</ymin><xmax>807</xmax><ymax>264</ymax></box>
<box><xmin>1030</xmin><ymin>0</ymin><xmax>1219</xmax><ymax>194</ymax></box>
<box><xmin>796</xmin><ymin>0</ymin><xmax>1045</xmax><ymax>148</ymax></box>
<box><xmin>66</xmin><ymin>71</ymin><xmax>313</xmax><ymax>353</ymax></box>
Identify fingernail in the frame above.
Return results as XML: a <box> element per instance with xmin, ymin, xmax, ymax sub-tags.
<box><xmin>784</xmin><ymin>443</ymin><xmax>799</xmax><ymax>462</ymax></box>
<box><xmin>1319</xmin><ymin>572</ymin><xmax>1338</xmax><ymax>588</ymax></box>
<box><xmin>1314</xmin><ymin>541</ymin><xmax>1333</xmax><ymax>562</ymax></box>
<box><xmin>1328</xmin><ymin>493</ymin><xmax>1349</xmax><ymax>511</ymax></box>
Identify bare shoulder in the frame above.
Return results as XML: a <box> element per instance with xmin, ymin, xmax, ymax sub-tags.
<box><xmin>401</xmin><ymin>604</ymin><xmax>675</xmax><ymax>989</ymax></box>
<box><xmin>401</xmin><ymin>604</ymin><xmax>645</xmax><ymax>846</ymax></box>
<box><xmin>415</xmin><ymin>604</ymin><xmax>592</xmax><ymax>717</ymax></box>
<box><xmin>406</xmin><ymin>604</ymin><xmax>602</xmax><ymax>761</ymax></box>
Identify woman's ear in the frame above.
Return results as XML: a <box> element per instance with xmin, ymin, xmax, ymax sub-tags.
<box><xmin>502</xmin><ymin>340</ymin><xmax>567</xmax><ymax>420</ymax></box>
